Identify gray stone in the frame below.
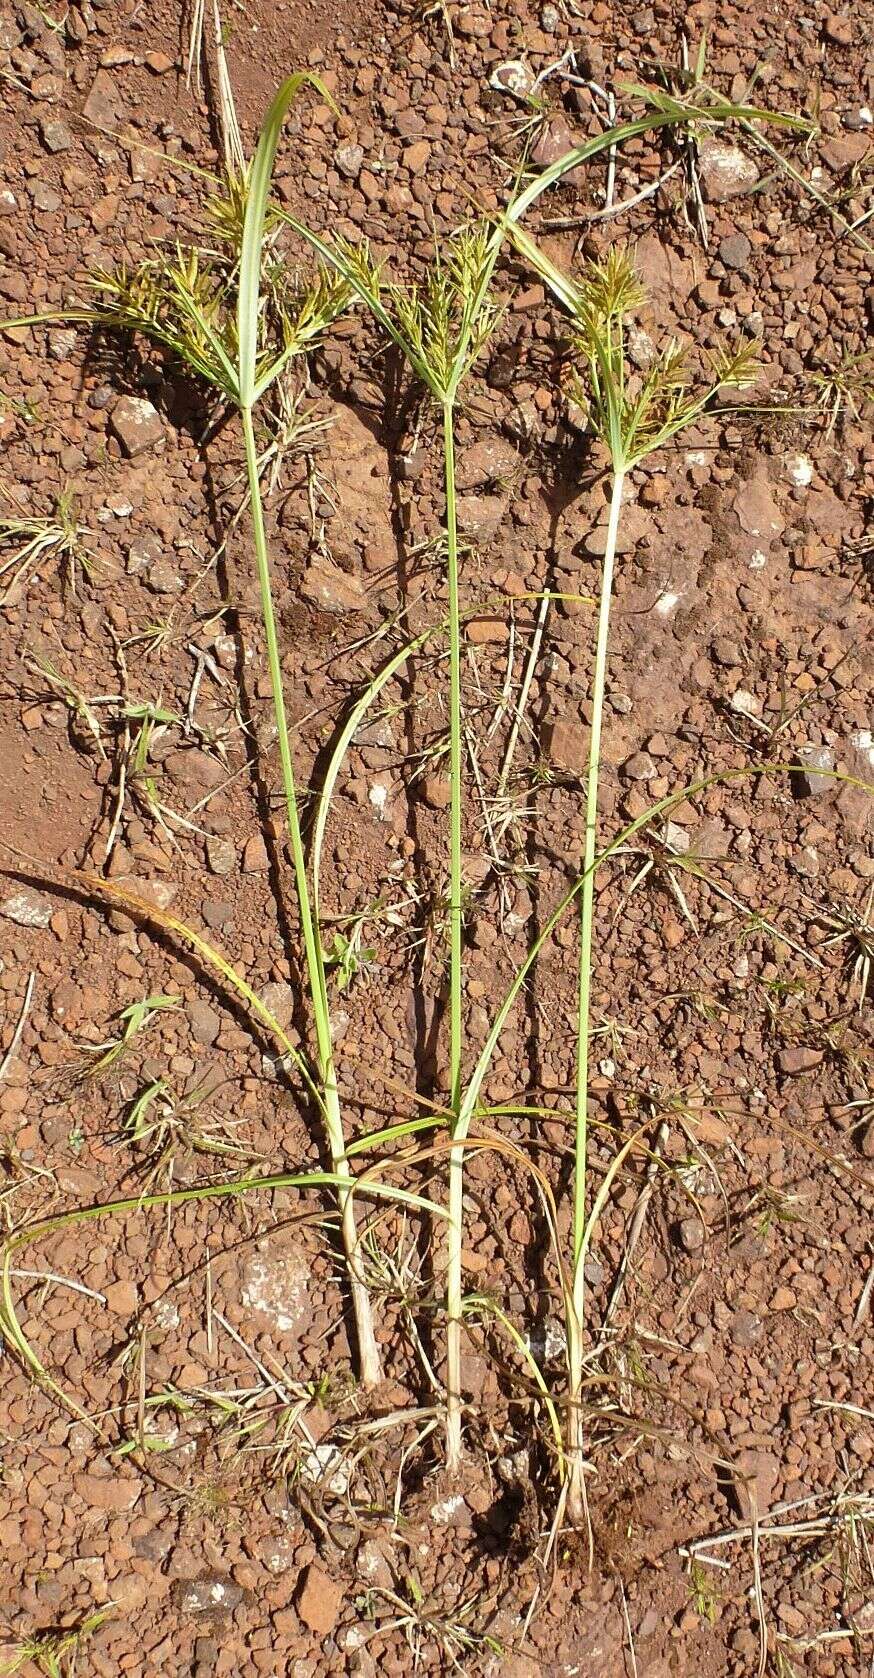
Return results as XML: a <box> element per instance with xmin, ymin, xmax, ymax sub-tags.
<box><xmin>300</xmin><ymin>559</ymin><xmax>366</xmax><ymax>614</ymax></box>
<box><xmin>145</xmin><ymin>560</ymin><xmax>183</xmax><ymax>595</ymax></box>
<box><xmin>823</xmin><ymin>12</ymin><xmax>854</xmax><ymax>45</ymax></box>
<box><xmin>712</xmin><ymin>636</ymin><xmax>745</xmax><ymax>667</ymax></box>
<box><xmin>202</xmin><ymin>900</ymin><xmax>233</xmax><ymax>930</ymax></box>
<box><xmin>454</xmin><ymin>436</ymin><xmax>518</xmax><ymax>490</ymax></box>
<box><xmin>719</xmin><ymin>232</ymin><xmax>752</xmax><ymax>270</ymax></box>
<box><xmin>175</xmin><ymin>1577</ymin><xmax>243</xmax><ymax>1616</ymax></box>
<box><xmin>31</xmin><ymin>181</ymin><xmax>61</xmax><ymax>213</ymax></box>
<box><xmin>731</xmin><ymin>688</ymin><xmax>762</xmax><ymax>719</ymax></box>
<box><xmin>260</xmin><ymin>981</ymin><xmax>295</xmax><ymax>1029</ymax></box>
<box><xmin>455</xmin><ymin>493</ymin><xmax>506</xmax><ymax>541</ymax></box>
<box><xmin>733</xmin><ymin>1449</ymin><xmax>780</xmax><ymax>1520</ymax></box>
<box><xmin>676</xmin><ymin>1216</ymin><xmax>704</xmax><ymax>1253</ymax></box>
<box><xmin>541</xmin><ymin>719</ymin><xmax>586</xmax><ymax>775</ymax></box>
<box><xmin>796</xmin><ymin>744</ymin><xmax>836</xmax><ymax>795</ymax></box>
<box><xmin>488</xmin><ymin>60</ymin><xmax>535</xmax><ymax>100</ymax></box>
<box><xmin>82</xmin><ymin>69</ymin><xmax>119</xmax><ymax>128</ymax></box>
<box><xmin>530</xmin><ymin>116</ymin><xmax>576</xmax><ymax>169</ymax></box>
<box><xmin>110</xmin><ymin>395</ymin><xmax>165</xmax><ymax>457</ymax></box>
<box><xmin>40</xmin><ymin>117</ymin><xmax>73</xmax><ymax>152</ymax></box>
<box><xmin>622</xmin><ymin>751</ymin><xmax>657</xmax><ymax>782</ymax></box>
<box><xmin>188</xmin><ymin>999</ymin><xmax>221</xmax><ymax>1046</ymax></box>
<box><xmin>420</xmin><ymin>773</ymin><xmax>451</xmax><ymax>809</ymax></box>
<box><xmin>162</xmin><ymin>748</ymin><xmax>225</xmax><ymax>794</ymax></box>
<box><xmin>240</xmin><ymin>1243</ymin><xmax>309</xmax><ymax>1334</ymax></box>
<box><xmin>205</xmin><ymin>835</ymin><xmax>235</xmax><ymax>877</ymax></box>
<box><xmin>125</xmin><ymin>876</ymin><xmax>177</xmax><ymax>912</ymax></box>
<box><xmin>733</xmin><ymin>471</ymin><xmax>784</xmax><ymax>541</ymax></box>
<box><xmin>777</xmin><ymin>1045</ymin><xmax>824</xmax><ymax>1075</ymax></box>
<box><xmin>730</xmin><ymin>1308</ymin><xmax>763</xmax><ymax>1347</ymax></box>
<box><xmin>335</xmin><ymin>143</ymin><xmax>364</xmax><ymax>179</ymax></box>
<box><xmin>127</xmin><ymin>533</ymin><xmax>162</xmax><ymax>575</ymax></box>
<box><xmin>48</xmin><ymin>327</ymin><xmax>78</xmax><ymax>361</ymax></box>
<box><xmin>241</xmin><ymin>834</ymin><xmax>269</xmax><ymax>873</ymax></box>
<box><xmin>581</xmin><ymin>519</ymin><xmax>636</xmax><ymax>558</ymax></box>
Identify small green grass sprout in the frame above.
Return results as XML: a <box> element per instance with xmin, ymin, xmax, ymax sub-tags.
<box><xmin>83</xmin><ymin>994</ymin><xmax>181</xmax><ymax>1081</ymax></box>
<box><xmin>0</xmin><ymin>1608</ymin><xmax>113</xmax><ymax>1678</ymax></box>
<box><xmin>0</xmin><ymin>486</ymin><xmax>91</xmax><ymax>607</ymax></box>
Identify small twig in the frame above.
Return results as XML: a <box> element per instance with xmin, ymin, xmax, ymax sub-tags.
<box><xmin>486</xmin><ymin>611</ymin><xmax>516</xmax><ymax>743</ymax></box>
<box><xmin>813</xmin><ymin>1398</ymin><xmax>874</xmax><ymax>1422</ymax></box>
<box><xmin>531</xmin><ymin>46</ymin><xmax>576</xmax><ymax>95</ymax></box>
<box><xmin>104</xmin><ymin>630</ymin><xmax>131</xmax><ymax>863</ymax></box>
<box><xmin>522</xmin><ymin>1480</ymin><xmax>567</xmax><ymax>1640</ymax></box>
<box><xmin>10</xmin><ymin>1268</ymin><xmax>106</xmax><ymax>1303</ymax></box>
<box><xmin>0</xmin><ymin>973</ymin><xmax>35</xmax><ymax>1083</ymax></box>
<box><xmin>496</xmin><ymin>592</ymin><xmax>550</xmax><ymax>802</ymax></box>
<box><xmin>599</xmin><ymin>1119</ymin><xmax>669</xmax><ymax>1341</ymax></box>
<box><xmin>136</xmin><ymin>1323</ymin><xmax>147</xmax><ymax>1451</ymax></box>
<box><xmin>682</xmin><ymin>1488</ymin><xmax>874</xmax><ymax>1560</ymax></box>
<box><xmin>205</xmin><ymin>1245</ymin><xmax>214</xmax><ymax>1357</ymax></box>
<box><xmin>692</xmin><ymin>867</ymin><xmax>824</xmax><ymax>969</ymax></box>
<box><xmin>213</xmin><ymin>1309</ymin><xmax>318</xmax><ymax>1454</ymax></box>
<box><xmin>605</xmin><ymin>90</ymin><xmax>617</xmax><ymax>211</ymax></box>
<box><xmin>619</xmin><ymin>1577</ymin><xmax>638</xmax><ymax>1678</ymax></box>
<box><xmin>213</xmin><ymin>1308</ymin><xmax>294</xmax><ymax>1407</ymax></box>
<box><xmin>213</xmin><ymin>0</ymin><xmax>245</xmax><ymax>175</ymax></box>
<box><xmin>185</xmin><ymin>0</ymin><xmax>205</xmax><ymax>90</ymax></box>
<box><xmin>851</xmin><ymin>1257</ymin><xmax>874</xmax><ymax>1333</ymax></box>
<box><xmin>534</xmin><ymin>160</ymin><xmax>683</xmax><ymax>229</ymax></box>
<box><xmin>751</xmin><ymin>1499</ymin><xmax>768</xmax><ymax>1678</ymax></box>
<box><xmin>185</xmin><ymin>640</ymin><xmax>227</xmax><ymax>733</ymax></box>
<box><xmin>464</xmin><ymin>724</ymin><xmax>510</xmax><ymax>920</ymax></box>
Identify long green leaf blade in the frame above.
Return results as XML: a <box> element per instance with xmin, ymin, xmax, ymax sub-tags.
<box><xmin>237</xmin><ymin>72</ymin><xmax>330</xmax><ymax>407</ymax></box>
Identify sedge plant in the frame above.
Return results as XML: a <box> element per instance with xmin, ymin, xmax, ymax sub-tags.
<box><xmin>511</xmin><ymin>228</ymin><xmax>763</xmax><ymax>1517</ymax></box>
<box><xmin>283</xmin><ymin>76</ymin><xmax>808</xmax><ymax>1475</ymax></box>
<box><xmin>111</xmin><ymin>78</ymin><xmax>383</xmax><ymax>1384</ymax></box>
<box><xmin>5</xmin><ymin>78</ymin><xmax>385</xmax><ymax>1386</ymax></box>
<box><xmin>2</xmin><ymin>67</ymin><xmax>810</xmax><ymax>1475</ymax></box>
<box><xmin>289</xmin><ymin>222</ymin><xmax>502</xmax><ymax>1471</ymax></box>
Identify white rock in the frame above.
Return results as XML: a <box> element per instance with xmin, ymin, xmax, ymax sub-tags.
<box><xmin>786</xmin><ymin>453</ymin><xmax>813</xmax><ymax>486</ymax></box>
<box><xmin>0</xmin><ymin>887</ymin><xmax>51</xmax><ymax>927</ymax></box>
<box><xmin>664</xmin><ymin>820</ymin><xmax>691</xmax><ymax>853</ymax></box>
<box><xmin>430</xmin><ymin>1493</ymin><xmax>467</xmax><ymax>1525</ymax></box>
<box><xmin>489</xmin><ymin>59</ymin><xmax>535</xmax><ymax>99</ymax></box>
<box><xmin>731</xmin><ymin>688</ymin><xmax>763</xmax><ymax>719</ymax></box>
<box><xmin>850</xmin><ymin>728</ymin><xmax>874</xmax><ymax>765</ymax></box>
<box><xmin>239</xmin><ymin>1246</ymin><xmax>309</xmax><ymax>1334</ymax></box>
<box><xmin>698</xmin><ymin>138</ymin><xmax>759</xmax><ymax>202</ymax></box>
<box><xmin>368</xmin><ymin>777</ymin><xmax>391</xmax><ymax>819</ymax></box>
<box><xmin>299</xmin><ymin>1442</ymin><xmax>351</xmax><ymax>1496</ymax></box>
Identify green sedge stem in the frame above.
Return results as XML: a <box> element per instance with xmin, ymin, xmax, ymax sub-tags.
<box><xmin>444</xmin><ymin>400</ymin><xmax>464</xmax><ymax>1118</ymax></box>
<box><xmin>443</xmin><ymin>398</ymin><xmax>466</xmax><ymax>1472</ymax></box>
<box><xmin>241</xmin><ymin>406</ymin><xmax>324</xmax><ymax>1056</ymax></box>
<box><xmin>240</xmin><ymin>403</ymin><xmax>381</xmax><ymax>1388</ymax></box>
<box><xmin>573</xmin><ymin>464</ymin><xmax>626</xmax><ymax>1262</ymax></box>
<box><xmin>567</xmin><ymin>461</ymin><xmax>626</xmax><ymax>1517</ymax></box>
